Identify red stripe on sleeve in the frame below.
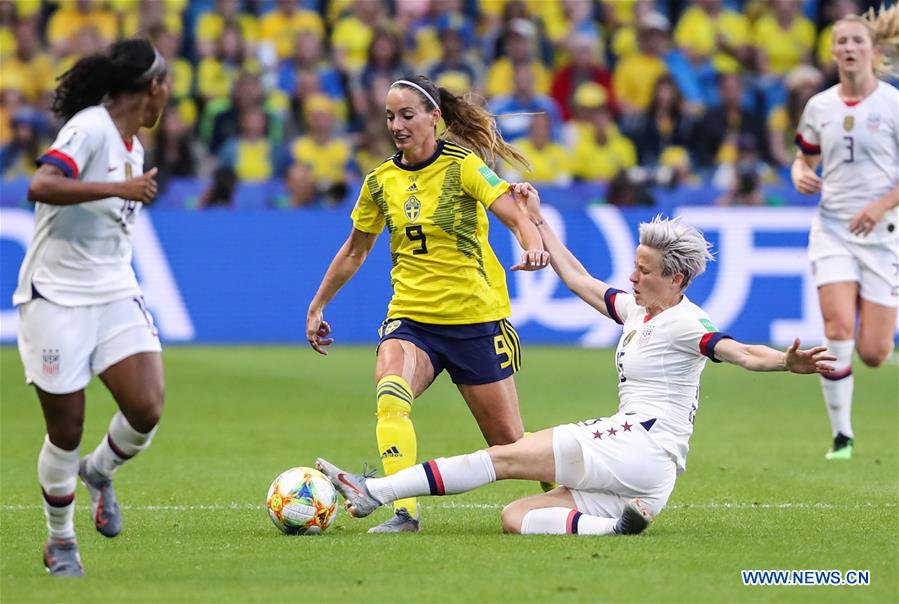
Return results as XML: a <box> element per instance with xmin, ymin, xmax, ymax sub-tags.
<box><xmin>699</xmin><ymin>332</ymin><xmax>714</xmax><ymax>358</ymax></box>
<box><xmin>427</xmin><ymin>460</ymin><xmax>445</xmax><ymax>495</ymax></box>
<box><xmin>794</xmin><ymin>133</ymin><xmax>821</xmax><ymax>154</ymax></box>
<box><xmin>44</xmin><ymin>149</ymin><xmax>79</xmax><ymax>179</ymax></box>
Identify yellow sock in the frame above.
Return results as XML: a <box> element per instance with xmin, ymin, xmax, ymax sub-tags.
<box><xmin>376</xmin><ymin>375</ymin><xmax>417</xmax><ymax>517</ymax></box>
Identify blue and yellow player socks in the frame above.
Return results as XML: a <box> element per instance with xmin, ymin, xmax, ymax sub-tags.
<box><xmin>375</xmin><ymin>376</ymin><xmax>418</xmax><ymax>517</ymax></box>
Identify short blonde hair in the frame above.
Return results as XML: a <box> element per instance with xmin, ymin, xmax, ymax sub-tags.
<box><xmin>834</xmin><ymin>4</ymin><xmax>899</xmax><ymax>76</ymax></box>
<box><xmin>638</xmin><ymin>215</ymin><xmax>714</xmax><ymax>290</ymax></box>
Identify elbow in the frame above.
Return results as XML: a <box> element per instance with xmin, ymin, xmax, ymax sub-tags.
<box><xmin>26</xmin><ymin>181</ymin><xmax>43</xmax><ymax>203</ymax></box>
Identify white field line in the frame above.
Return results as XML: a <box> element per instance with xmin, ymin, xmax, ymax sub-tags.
<box><xmin>0</xmin><ymin>502</ymin><xmax>895</xmax><ymax>512</ymax></box>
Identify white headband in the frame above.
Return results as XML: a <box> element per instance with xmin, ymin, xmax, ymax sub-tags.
<box><xmin>138</xmin><ymin>48</ymin><xmax>167</xmax><ymax>84</ymax></box>
<box><xmin>391</xmin><ymin>79</ymin><xmax>440</xmax><ymax>110</ymax></box>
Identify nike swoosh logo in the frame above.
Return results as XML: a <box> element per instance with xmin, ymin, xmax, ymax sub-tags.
<box><xmin>337</xmin><ymin>473</ymin><xmax>365</xmax><ymax>496</ymax></box>
<box><xmin>108</xmin><ymin>166</ymin><xmax>117</xmax><ymax>172</ymax></box>
<box><xmin>821</xmin><ymin>122</ymin><xmax>830</xmax><ymax>127</ymax></box>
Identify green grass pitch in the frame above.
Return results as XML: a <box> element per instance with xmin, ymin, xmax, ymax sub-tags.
<box><xmin>1</xmin><ymin>345</ymin><xmax>896</xmax><ymax>603</ymax></box>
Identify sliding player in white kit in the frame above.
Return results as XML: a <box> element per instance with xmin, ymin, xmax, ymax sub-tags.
<box><xmin>315</xmin><ymin>185</ymin><xmax>836</xmax><ymax>536</ymax></box>
<box><xmin>792</xmin><ymin>5</ymin><xmax>899</xmax><ymax>460</ymax></box>
<box><xmin>14</xmin><ymin>38</ymin><xmax>169</xmax><ymax>575</ymax></box>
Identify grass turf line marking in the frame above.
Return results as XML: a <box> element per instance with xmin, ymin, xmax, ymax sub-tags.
<box><xmin>1</xmin><ymin>502</ymin><xmax>895</xmax><ymax>511</ymax></box>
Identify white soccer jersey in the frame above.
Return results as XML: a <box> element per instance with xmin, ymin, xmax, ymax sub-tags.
<box><xmin>13</xmin><ymin>105</ymin><xmax>145</xmax><ymax>307</ymax></box>
<box><xmin>604</xmin><ymin>288</ymin><xmax>731</xmax><ymax>473</ymax></box>
<box><xmin>795</xmin><ymin>81</ymin><xmax>899</xmax><ymax>240</ymax></box>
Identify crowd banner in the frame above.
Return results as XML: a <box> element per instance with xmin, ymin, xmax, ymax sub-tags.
<box><xmin>2</xmin><ymin>206</ymin><xmax>896</xmax><ymax>345</ymax></box>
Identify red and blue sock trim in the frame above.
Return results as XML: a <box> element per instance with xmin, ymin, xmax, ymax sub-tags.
<box><xmin>107</xmin><ymin>435</ymin><xmax>134</xmax><ymax>460</ymax></box>
<box><xmin>422</xmin><ymin>460</ymin><xmax>445</xmax><ymax>496</ymax></box>
<box><xmin>566</xmin><ymin>509</ymin><xmax>582</xmax><ymax>534</ymax></box>
<box><xmin>822</xmin><ymin>367</ymin><xmax>852</xmax><ymax>381</ymax></box>
<box><xmin>42</xmin><ymin>489</ymin><xmax>74</xmax><ymax>508</ymax></box>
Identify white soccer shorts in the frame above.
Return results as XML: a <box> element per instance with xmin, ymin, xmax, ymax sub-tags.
<box><xmin>809</xmin><ymin>215</ymin><xmax>899</xmax><ymax>308</ymax></box>
<box><xmin>552</xmin><ymin>412</ymin><xmax>677</xmax><ymax>518</ymax></box>
<box><xmin>17</xmin><ymin>296</ymin><xmax>161</xmax><ymax>394</ymax></box>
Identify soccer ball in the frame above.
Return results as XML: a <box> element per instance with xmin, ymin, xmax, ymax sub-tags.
<box><xmin>266</xmin><ymin>467</ymin><xmax>338</xmax><ymax>535</ymax></box>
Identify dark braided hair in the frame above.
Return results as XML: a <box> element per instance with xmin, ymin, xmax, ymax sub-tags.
<box><xmin>392</xmin><ymin>74</ymin><xmax>530</xmax><ymax>170</ymax></box>
<box><xmin>52</xmin><ymin>38</ymin><xmax>166</xmax><ymax>122</ymax></box>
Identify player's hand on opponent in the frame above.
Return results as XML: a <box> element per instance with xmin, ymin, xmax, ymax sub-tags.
<box><xmin>783</xmin><ymin>338</ymin><xmax>837</xmax><ymax>374</ymax></box>
<box><xmin>117</xmin><ymin>167</ymin><xmax>158</xmax><ymax>203</ymax></box>
<box><xmin>849</xmin><ymin>196</ymin><xmax>889</xmax><ymax>237</ymax></box>
<box><xmin>305</xmin><ymin>308</ymin><xmax>334</xmax><ymax>355</ymax></box>
<box><xmin>511</xmin><ymin>248</ymin><xmax>550</xmax><ymax>271</ymax></box>
<box><xmin>791</xmin><ymin>163</ymin><xmax>822</xmax><ymax>195</ymax></box>
<box><xmin>510</xmin><ymin>182</ymin><xmax>542</xmax><ymax>219</ymax></box>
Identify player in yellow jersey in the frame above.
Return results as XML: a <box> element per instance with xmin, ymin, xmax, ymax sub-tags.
<box><xmin>306</xmin><ymin>75</ymin><xmax>550</xmax><ymax>532</ymax></box>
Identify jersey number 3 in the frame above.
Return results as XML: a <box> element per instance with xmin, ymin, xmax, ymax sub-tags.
<box><xmin>405</xmin><ymin>225</ymin><xmax>428</xmax><ymax>254</ymax></box>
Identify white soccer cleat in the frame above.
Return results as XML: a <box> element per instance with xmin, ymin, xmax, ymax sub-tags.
<box><xmin>315</xmin><ymin>458</ymin><xmax>381</xmax><ymax>518</ymax></box>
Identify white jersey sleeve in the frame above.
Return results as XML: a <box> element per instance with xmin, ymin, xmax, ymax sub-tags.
<box><xmin>603</xmin><ymin>287</ymin><xmax>639</xmax><ymax>325</ymax></box>
<box><xmin>795</xmin><ymin>95</ymin><xmax>821</xmax><ymax>156</ymax></box>
<box><xmin>38</xmin><ymin>114</ymin><xmax>103</xmax><ymax>179</ymax></box>
<box><xmin>670</xmin><ymin>313</ymin><xmax>732</xmax><ymax>363</ymax></box>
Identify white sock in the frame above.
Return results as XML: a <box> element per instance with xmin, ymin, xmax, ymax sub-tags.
<box><xmin>820</xmin><ymin>339</ymin><xmax>854</xmax><ymax>438</ymax></box>
<box><xmin>520</xmin><ymin>507</ymin><xmax>618</xmax><ymax>535</ymax></box>
<box><xmin>38</xmin><ymin>436</ymin><xmax>79</xmax><ymax>540</ymax></box>
<box><xmin>86</xmin><ymin>412</ymin><xmax>157</xmax><ymax>478</ymax></box>
<box><xmin>367</xmin><ymin>450</ymin><xmax>497</xmax><ymax>503</ymax></box>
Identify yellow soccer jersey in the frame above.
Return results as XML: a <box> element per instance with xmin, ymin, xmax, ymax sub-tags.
<box><xmin>351</xmin><ymin>140</ymin><xmax>512</xmax><ymax>325</ymax></box>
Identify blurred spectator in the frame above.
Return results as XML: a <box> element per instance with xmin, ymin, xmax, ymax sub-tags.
<box><xmin>693</xmin><ymin>72</ymin><xmax>768</xmax><ymax>169</ymax></box>
<box><xmin>491</xmin><ymin>63</ymin><xmax>562</xmax><ymax>143</ymax></box>
<box><xmin>0</xmin><ymin>107</ymin><xmax>45</xmax><ymax>179</ymax></box>
<box><xmin>606</xmin><ymin>168</ymin><xmax>655</xmax><ymax>207</ymax></box>
<box><xmin>274</xmin><ymin>162</ymin><xmax>318</xmax><ymax>208</ymax></box>
<box><xmin>712</xmin><ymin>131</ymin><xmax>777</xmax><ymax>196</ymax></box>
<box><xmin>752</xmin><ymin>0</ymin><xmax>816</xmax><ymax>77</ymax></box>
<box><xmin>259</xmin><ymin>0</ymin><xmax>325</xmax><ymax>61</ymax></box>
<box><xmin>768</xmin><ymin>65</ymin><xmax>824</xmax><ymax>169</ymax></box>
<box><xmin>194</xmin><ymin>0</ymin><xmax>259</xmax><ymax>60</ymax></box>
<box><xmin>567</xmin><ymin>82</ymin><xmax>637</xmax><ymax>181</ymax></box>
<box><xmin>624</xmin><ymin>74</ymin><xmax>696</xmax><ymax>167</ymax></box>
<box><xmin>674</xmin><ymin>0</ymin><xmax>751</xmax><ymax>74</ymax></box>
<box><xmin>3</xmin><ymin>19</ymin><xmax>54</xmax><ymax>106</ymax></box>
<box><xmin>485</xmin><ymin>18</ymin><xmax>551</xmax><ymax>98</ymax></box>
<box><xmin>278</xmin><ymin>31</ymin><xmax>346</xmax><ymax>110</ymax></box>
<box><xmin>147</xmin><ymin>24</ymin><xmax>195</xmax><ymax>121</ymax></box>
<box><xmin>219</xmin><ymin>106</ymin><xmax>289</xmax><ymax>183</ymax></box>
<box><xmin>330</xmin><ymin>0</ymin><xmax>382</xmax><ymax>73</ymax></box>
<box><xmin>550</xmin><ymin>33</ymin><xmax>616</xmax><ymax>120</ymax></box>
<box><xmin>816</xmin><ymin>0</ymin><xmax>861</xmax><ymax>83</ymax></box>
<box><xmin>200</xmin><ymin>71</ymin><xmax>284</xmax><ymax>154</ymax></box>
<box><xmin>655</xmin><ymin>145</ymin><xmax>699</xmax><ymax>188</ymax></box>
<box><xmin>505</xmin><ymin>112</ymin><xmax>571</xmax><ymax>185</ymax></box>
<box><xmin>350</xmin><ymin>26</ymin><xmax>411</xmax><ymax>120</ymax></box>
<box><xmin>355</xmin><ymin>117</ymin><xmax>396</xmax><ymax>176</ymax></box>
<box><xmin>200</xmin><ymin>166</ymin><xmax>237</xmax><ymax>208</ymax></box>
<box><xmin>405</xmin><ymin>0</ymin><xmax>474</xmax><ymax>69</ymax></box>
<box><xmin>427</xmin><ymin>23</ymin><xmax>484</xmax><ymax>97</ymax></box>
<box><xmin>46</xmin><ymin>0</ymin><xmax>116</xmax><ymax>58</ymax></box>
<box><xmin>148</xmin><ymin>106</ymin><xmax>209</xmax><ymax>191</ymax></box>
<box><xmin>289</xmin><ymin>94</ymin><xmax>356</xmax><ymax>205</ymax></box>
<box><xmin>197</xmin><ymin>23</ymin><xmax>255</xmax><ymax>103</ymax></box>
<box><xmin>613</xmin><ymin>11</ymin><xmax>670</xmax><ymax>117</ymax></box>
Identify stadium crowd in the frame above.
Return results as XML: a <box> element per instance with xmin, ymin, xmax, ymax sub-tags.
<box><xmin>0</xmin><ymin>0</ymin><xmax>891</xmax><ymax>208</ymax></box>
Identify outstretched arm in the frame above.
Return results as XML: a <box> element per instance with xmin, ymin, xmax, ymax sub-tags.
<box><xmin>509</xmin><ymin>182</ymin><xmax>617</xmax><ymax>320</ymax></box>
<box><xmin>28</xmin><ymin>163</ymin><xmax>160</xmax><ymax>205</ymax></box>
<box><xmin>306</xmin><ymin>228</ymin><xmax>378</xmax><ymax>354</ymax></box>
<box><xmin>489</xmin><ymin>193</ymin><xmax>550</xmax><ymax>271</ymax></box>
<box><xmin>714</xmin><ymin>337</ymin><xmax>836</xmax><ymax>374</ymax></box>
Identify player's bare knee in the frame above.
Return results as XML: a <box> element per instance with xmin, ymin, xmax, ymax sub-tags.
<box><xmin>857</xmin><ymin>344</ymin><xmax>890</xmax><ymax>368</ymax></box>
<box><xmin>500</xmin><ymin>502</ymin><xmax>525</xmax><ymax>534</ymax></box>
<box><xmin>823</xmin><ymin>318</ymin><xmax>854</xmax><ymax>341</ymax></box>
